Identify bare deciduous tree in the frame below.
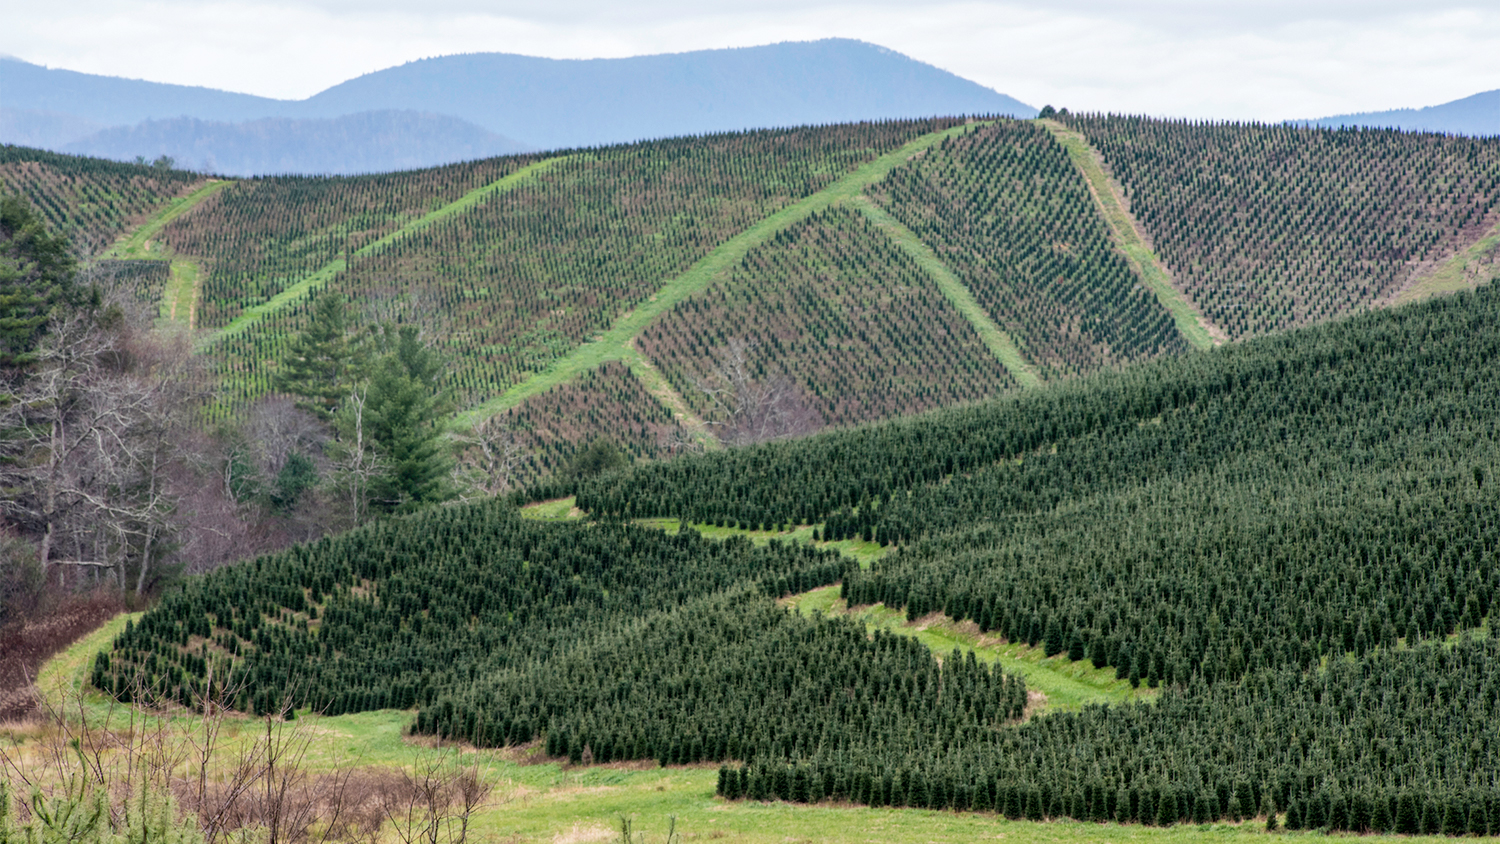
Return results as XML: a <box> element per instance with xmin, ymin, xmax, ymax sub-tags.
<box><xmin>690</xmin><ymin>339</ymin><xmax>821</xmax><ymax>447</ymax></box>
<box><xmin>450</xmin><ymin>419</ymin><xmax>530</xmax><ymax>501</ymax></box>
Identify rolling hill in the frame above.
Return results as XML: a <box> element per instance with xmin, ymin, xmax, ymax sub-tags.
<box><xmin>4</xmin><ymin>113</ymin><xmax>1500</xmax><ymax>481</ymax></box>
<box><xmin>100</xmin><ymin>279</ymin><xmax>1500</xmax><ymax>835</ymax></box>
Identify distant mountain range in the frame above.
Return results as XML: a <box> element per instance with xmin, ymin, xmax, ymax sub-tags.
<box><xmin>0</xmin><ymin>40</ymin><xmax>1035</xmax><ymax>175</ymax></box>
<box><xmin>1302</xmin><ymin>88</ymin><xmax>1500</xmax><ymax>136</ymax></box>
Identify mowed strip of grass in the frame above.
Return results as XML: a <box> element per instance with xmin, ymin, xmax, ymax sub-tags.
<box><xmin>211</xmin><ymin>156</ymin><xmax>571</xmax><ymax>344</ymax></box>
<box><xmin>458</xmin><ymin>122</ymin><xmax>991</xmax><ymax>428</ymax></box>
<box><xmin>849</xmin><ymin>193</ymin><xmax>1041</xmax><ymax>388</ymax></box>
<box><xmin>784</xmin><ymin>584</ymin><xmax>1151</xmax><ymax>714</ymax></box>
<box><xmin>1039</xmin><ymin>119</ymin><xmax>1222</xmax><ymax>350</ymax></box>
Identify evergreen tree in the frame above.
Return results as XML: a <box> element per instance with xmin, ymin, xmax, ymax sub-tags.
<box><xmin>273</xmin><ymin>292</ymin><xmax>364</xmax><ymax>421</ymax></box>
<box><xmin>0</xmin><ymin>192</ymin><xmax>77</xmax><ymax>372</ymax></box>
<box><xmin>362</xmin><ymin>325</ymin><xmax>453</xmax><ymax>512</ymax></box>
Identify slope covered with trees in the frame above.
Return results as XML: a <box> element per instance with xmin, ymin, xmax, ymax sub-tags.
<box><xmin>638</xmin><ymin>205</ymin><xmax>1018</xmax><ymax>428</ymax></box>
<box><xmin>1065</xmin><ymin>115</ymin><xmax>1500</xmax><ymax>339</ymax></box>
<box><xmin>0</xmin><ymin>146</ymin><xmax>200</xmax><ymax>251</ymax></box>
<box><xmin>95</xmin><ymin>280</ymin><xmax>1500</xmax><ymax>834</ymax></box>
<box><xmin>866</xmin><ymin>119</ymin><xmax>1188</xmax><ymax>378</ymax></box>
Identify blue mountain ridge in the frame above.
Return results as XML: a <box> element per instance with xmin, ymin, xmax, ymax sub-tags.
<box><xmin>0</xmin><ymin>39</ymin><xmax>1035</xmax><ymax>174</ymax></box>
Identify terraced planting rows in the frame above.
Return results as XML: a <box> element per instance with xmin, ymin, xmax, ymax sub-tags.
<box><xmin>487</xmin><ymin>360</ymin><xmax>688</xmax><ymax>485</ymax></box>
<box><xmin>866</xmin><ymin>120</ymin><xmax>1189</xmax><ymax>380</ymax></box>
<box><xmin>0</xmin><ymin>146</ymin><xmax>201</xmax><ymax>249</ymax></box>
<box><xmin>1067</xmin><ymin>114</ymin><xmax>1500</xmax><ymax>339</ymax></box>
<box><xmin>638</xmin><ymin>205</ymin><xmax>1019</xmax><ymax>428</ymax></box>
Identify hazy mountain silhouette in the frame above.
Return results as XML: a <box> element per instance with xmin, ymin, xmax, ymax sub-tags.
<box><xmin>1</xmin><ymin>40</ymin><xmax>1034</xmax><ymax>171</ymax></box>
<box><xmin>1304</xmin><ymin>89</ymin><xmax>1500</xmax><ymax>137</ymax></box>
<box><xmin>297</xmin><ymin>40</ymin><xmax>1036</xmax><ymax>149</ymax></box>
<box><xmin>59</xmin><ymin>111</ymin><xmax>532</xmax><ymax>176</ymax></box>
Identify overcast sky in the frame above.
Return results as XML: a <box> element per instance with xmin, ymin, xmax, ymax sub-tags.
<box><xmin>5</xmin><ymin>1</ymin><xmax>1499</xmax><ymax>120</ymax></box>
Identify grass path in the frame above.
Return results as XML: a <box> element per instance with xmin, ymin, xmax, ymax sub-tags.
<box><xmin>785</xmin><ymin>584</ymin><xmax>1151</xmax><ymax>715</ymax></box>
<box><xmin>457</xmin><ymin>122</ymin><xmax>988</xmax><ymax>427</ymax></box>
<box><xmin>1397</xmin><ymin>219</ymin><xmax>1500</xmax><ymax>304</ymax></box>
<box><xmin>212</xmin><ymin>156</ymin><xmax>570</xmax><ymax>344</ymax></box>
<box><xmin>105</xmin><ymin>179</ymin><xmax>232</xmax><ymax>328</ymax></box>
<box><xmin>619</xmin><ymin>342</ymin><xmax>721</xmax><ymax>450</ymax></box>
<box><xmin>849</xmin><ymin>194</ymin><xmax>1041</xmax><ymax>388</ymax></box>
<box><xmin>1039</xmin><ymin>119</ymin><xmax>1222</xmax><ymax>350</ymax></box>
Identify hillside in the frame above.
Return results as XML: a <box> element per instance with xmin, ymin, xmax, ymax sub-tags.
<box><xmin>5</xmin><ymin>114</ymin><xmax>1500</xmax><ymax>480</ymax></box>
<box><xmin>98</xmin><ymin>280</ymin><xmax>1500</xmax><ymax>836</ymax></box>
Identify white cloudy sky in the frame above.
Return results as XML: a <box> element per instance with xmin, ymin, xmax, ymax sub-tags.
<box><xmin>6</xmin><ymin>0</ymin><xmax>1500</xmax><ymax>120</ymax></box>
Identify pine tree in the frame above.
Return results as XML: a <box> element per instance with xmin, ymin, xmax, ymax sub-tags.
<box><xmin>273</xmin><ymin>292</ymin><xmax>364</xmax><ymax>421</ymax></box>
<box><xmin>0</xmin><ymin>192</ymin><xmax>78</xmax><ymax>372</ymax></box>
<box><xmin>362</xmin><ymin>325</ymin><xmax>453</xmax><ymax>512</ymax></box>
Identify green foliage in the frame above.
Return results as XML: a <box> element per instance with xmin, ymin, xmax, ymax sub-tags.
<box><xmin>98</xmin><ymin>501</ymin><xmax>850</xmax><ymax>722</ymax></box>
<box><xmin>0</xmin><ymin>191</ymin><xmax>77</xmax><ymax>369</ymax></box>
<box><xmin>270</xmin><ymin>452</ymin><xmax>318</xmax><ymax>512</ymax></box>
<box><xmin>1065</xmin><ymin>114</ymin><xmax>1500</xmax><ymax>339</ymax></box>
<box><xmin>363</xmin><ymin>324</ymin><xmax>453</xmax><ymax>511</ymax></box>
<box><xmin>866</xmin><ymin>120</ymin><xmax>1188</xmax><ymax>378</ymax></box>
<box><xmin>272</xmin><ymin>291</ymin><xmax>364</xmax><ymax>421</ymax></box>
<box><xmin>563</xmin><ymin>438</ymin><xmax>629</xmax><ymax>483</ymax></box>
<box><xmin>0</xmin><ymin>778</ymin><xmax>204</xmax><ymax>844</ymax></box>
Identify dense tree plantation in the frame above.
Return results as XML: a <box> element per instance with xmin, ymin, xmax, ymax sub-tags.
<box><xmin>638</xmin><ymin>205</ymin><xmax>1017</xmax><ymax>427</ymax></box>
<box><xmin>1063</xmin><ymin>115</ymin><xmax>1500</xmax><ymax>339</ymax></box>
<box><xmin>89</xmin><ymin>280</ymin><xmax>1500</xmax><ymax>834</ymax></box>
<box><xmin>866</xmin><ymin>119</ymin><xmax>1188</xmax><ymax>378</ymax></box>
<box><xmin>0</xmin><ymin>145</ymin><xmax>200</xmax><ymax>250</ymax></box>
<box><xmin>197</xmin><ymin>119</ymin><xmax>966</xmax><ymax>410</ymax></box>
<box><xmin>719</xmin><ymin>637</ymin><xmax>1500</xmax><ymax>836</ymax></box>
<box><xmin>94</xmin><ymin>501</ymin><xmax>851</xmax><ymax>723</ymax></box>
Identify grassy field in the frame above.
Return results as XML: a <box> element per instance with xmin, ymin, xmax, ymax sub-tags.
<box><xmin>102</xmin><ymin>178</ymin><xmax>230</xmax><ymax>328</ymax></box>
<box><xmin>1397</xmin><ymin>219</ymin><xmax>1500</xmax><ymax>304</ymax></box>
<box><xmin>1039</xmin><ymin>120</ymin><xmax>1222</xmax><ymax>350</ymax></box>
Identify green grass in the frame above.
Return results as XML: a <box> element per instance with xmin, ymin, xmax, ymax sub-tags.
<box><xmin>159</xmin><ymin>258</ymin><xmax>201</xmax><ymax>325</ymax></box>
<box><xmin>1399</xmin><ymin>220</ymin><xmax>1500</xmax><ymax>303</ymax></box>
<box><xmin>101</xmin><ymin>178</ymin><xmax>231</xmax><ymax>328</ymax></box>
<box><xmin>211</xmin><ymin>156</ymin><xmax>572</xmax><ymax>344</ymax></box>
<box><xmin>458</xmin><ymin>122</ymin><xmax>991</xmax><ymax>428</ymax></box>
<box><xmin>785</xmin><ymin>585</ymin><xmax>1151</xmax><ymax>714</ymax></box>
<box><xmin>849</xmin><ymin>193</ymin><xmax>1040</xmax><ymax>387</ymax></box>
<box><xmin>107</xmin><ymin>179</ymin><xmax>232</xmax><ymax>261</ymax></box>
<box><xmin>1039</xmin><ymin>120</ymin><xmax>1221</xmax><ymax>350</ymax></box>
<box><xmin>518</xmin><ymin>496</ymin><xmax>584</xmax><ymax>521</ymax></box>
